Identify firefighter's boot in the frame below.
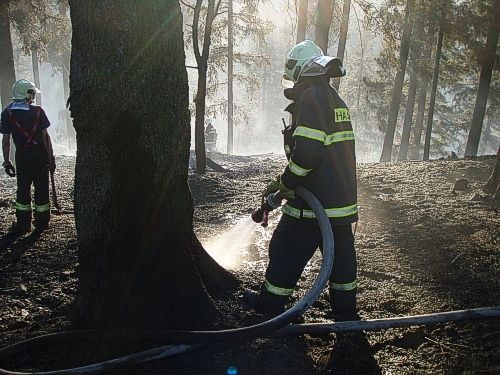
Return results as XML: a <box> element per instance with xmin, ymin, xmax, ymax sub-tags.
<box><xmin>243</xmin><ymin>288</ymin><xmax>288</xmax><ymax>316</ymax></box>
<box><xmin>329</xmin><ymin>288</ymin><xmax>359</xmax><ymax>321</ymax></box>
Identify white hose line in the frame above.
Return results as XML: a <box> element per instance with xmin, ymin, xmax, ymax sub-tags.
<box><xmin>278</xmin><ymin>306</ymin><xmax>500</xmax><ymax>335</ymax></box>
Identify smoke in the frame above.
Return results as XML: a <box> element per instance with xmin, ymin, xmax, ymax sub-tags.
<box><xmin>202</xmin><ymin>216</ymin><xmax>258</xmax><ymax>270</ymax></box>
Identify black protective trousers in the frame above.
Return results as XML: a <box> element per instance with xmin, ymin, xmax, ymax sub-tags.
<box><xmin>15</xmin><ymin>146</ymin><xmax>50</xmax><ymax>229</ymax></box>
<box><xmin>261</xmin><ymin>214</ymin><xmax>357</xmax><ymax>317</ymax></box>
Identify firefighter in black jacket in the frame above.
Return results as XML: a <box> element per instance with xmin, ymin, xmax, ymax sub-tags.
<box><xmin>244</xmin><ymin>40</ymin><xmax>358</xmax><ymax>320</ymax></box>
<box><xmin>1</xmin><ymin>79</ymin><xmax>55</xmax><ymax>234</ymax></box>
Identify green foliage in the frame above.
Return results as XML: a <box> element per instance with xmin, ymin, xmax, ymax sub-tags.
<box><xmin>361</xmin><ymin>0</ymin><xmax>499</xmax><ymax>157</ymax></box>
<box><xmin>9</xmin><ymin>0</ymin><xmax>70</xmax><ymax>72</ymax></box>
<box><xmin>182</xmin><ymin>0</ymin><xmax>273</xmax><ymax>126</ymax></box>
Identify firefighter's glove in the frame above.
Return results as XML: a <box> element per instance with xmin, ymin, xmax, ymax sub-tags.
<box><xmin>3</xmin><ymin>161</ymin><xmax>16</xmax><ymax>177</ymax></box>
<box><xmin>48</xmin><ymin>156</ymin><xmax>56</xmax><ymax>173</ymax></box>
<box><xmin>265</xmin><ymin>192</ymin><xmax>282</xmax><ymax>210</ymax></box>
<box><xmin>262</xmin><ymin>174</ymin><xmax>281</xmax><ymax>197</ymax></box>
<box><xmin>279</xmin><ymin>178</ymin><xmax>295</xmax><ymax>200</ymax></box>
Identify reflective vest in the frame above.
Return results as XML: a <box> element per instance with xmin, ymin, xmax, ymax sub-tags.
<box><xmin>280</xmin><ymin>79</ymin><xmax>358</xmax><ymax>224</ymax></box>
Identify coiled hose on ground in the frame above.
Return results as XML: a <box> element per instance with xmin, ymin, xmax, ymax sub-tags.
<box><xmin>0</xmin><ymin>186</ymin><xmax>335</xmax><ymax>374</ymax></box>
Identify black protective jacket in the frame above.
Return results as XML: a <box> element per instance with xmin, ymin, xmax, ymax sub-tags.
<box><xmin>280</xmin><ymin>77</ymin><xmax>358</xmax><ymax>225</ymax></box>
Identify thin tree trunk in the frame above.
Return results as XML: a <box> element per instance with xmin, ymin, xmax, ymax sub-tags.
<box><xmin>398</xmin><ymin>15</ymin><xmax>424</xmax><ymax>161</ymax></box>
<box><xmin>31</xmin><ymin>44</ymin><xmax>42</xmax><ymax>106</ymax></box>
<box><xmin>227</xmin><ymin>0</ymin><xmax>234</xmax><ymax>154</ymax></box>
<box><xmin>314</xmin><ymin>0</ymin><xmax>334</xmax><ymax>53</ymax></box>
<box><xmin>0</xmin><ymin>0</ymin><xmax>16</xmax><ymax>109</ymax></box>
<box><xmin>479</xmin><ymin>114</ymin><xmax>492</xmax><ymax>154</ymax></box>
<box><xmin>193</xmin><ymin>0</ymin><xmax>218</xmax><ymax>173</ymax></box>
<box><xmin>465</xmin><ymin>0</ymin><xmax>500</xmax><ymax>157</ymax></box>
<box><xmin>380</xmin><ymin>0</ymin><xmax>414</xmax><ymax>162</ymax></box>
<box><xmin>484</xmin><ymin>146</ymin><xmax>500</xmax><ymax>194</ymax></box>
<box><xmin>296</xmin><ymin>0</ymin><xmax>309</xmax><ymax>42</ymax></box>
<box><xmin>423</xmin><ymin>23</ymin><xmax>444</xmax><ymax>161</ymax></box>
<box><xmin>409</xmin><ymin>84</ymin><xmax>427</xmax><ymax>159</ymax></box>
<box><xmin>332</xmin><ymin>0</ymin><xmax>350</xmax><ymax>90</ymax></box>
<box><xmin>397</xmin><ymin>73</ymin><xmax>417</xmax><ymax>160</ymax></box>
<box><xmin>410</xmin><ymin>23</ymin><xmax>435</xmax><ymax>160</ymax></box>
<box><xmin>69</xmin><ymin>0</ymin><xmax>236</xmax><ymax>329</ymax></box>
<box><xmin>59</xmin><ymin>0</ymin><xmax>75</xmax><ymax>151</ymax></box>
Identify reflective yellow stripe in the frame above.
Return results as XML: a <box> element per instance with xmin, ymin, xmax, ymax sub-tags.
<box><xmin>15</xmin><ymin>202</ymin><xmax>31</xmax><ymax>211</ymax></box>
<box><xmin>264</xmin><ymin>279</ymin><xmax>294</xmax><ymax>296</ymax></box>
<box><xmin>293</xmin><ymin>127</ymin><xmax>354</xmax><ymax>146</ymax></box>
<box><xmin>34</xmin><ymin>203</ymin><xmax>50</xmax><ymax>212</ymax></box>
<box><xmin>334</xmin><ymin>108</ymin><xmax>351</xmax><ymax>123</ymax></box>
<box><xmin>324</xmin><ymin>131</ymin><xmax>355</xmax><ymax>145</ymax></box>
<box><xmin>282</xmin><ymin>204</ymin><xmax>301</xmax><ymax>218</ymax></box>
<box><xmin>293</xmin><ymin>126</ymin><xmax>326</xmax><ymax>142</ymax></box>
<box><xmin>288</xmin><ymin>160</ymin><xmax>312</xmax><ymax>177</ymax></box>
<box><xmin>284</xmin><ymin>203</ymin><xmax>358</xmax><ymax>219</ymax></box>
<box><xmin>329</xmin><ymin>279</ymin><xmax>357</xmax><ymax>291</ymax></box>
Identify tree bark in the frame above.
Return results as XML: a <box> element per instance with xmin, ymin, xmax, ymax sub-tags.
<box><xmin>314</xmin><ymin>0</ymin><xmax>334</xmax><ymax>54</ymax></box>
<box><xmin>31</xmin><ymin>43</ymin><xmax>42</xmax><ymax>106</ymax></box>
<box><xmin>380</xmin><ymin>0</ymin><xmax>414</xmax><ymax>162</ymax></box>
<box><xmin>68</xmin><ymin>0</ymin><xmax>236</xmax><ymax>330</ymax></box>
<box><xmin>227</xmin><ymin>0</ymin><xmax>234</xmax><ymax>154</ymax></box>
<box><xmin>464</xmin><ymin>0</ymin><xmax>500</xmax><ymax>157</ymax></box>
<box><xmin>332</xmin><ymin>0</ymin><xmax>350</xmax><ymax>90</ymax></box>
<box><xmin>0</xmin><ymin>0</ymin><xmax>16</xmax><ymax>109</ymax></box>
<box><xmin>296</xmin><ymin>0</ymin><xmax>309</xmax><ymax>42</ymax></box>
<box><xmin>423</xmin><ymin>23</ymin><xmax>444</xmax><ymax>161</ymax></box>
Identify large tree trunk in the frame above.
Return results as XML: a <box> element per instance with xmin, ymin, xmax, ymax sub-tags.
<box><xmin>314</xmin><ymin>0</ymin><xmax>334</xmax><ymax>53</ymax></box>
<box><xmin>58</xmin><ymin>0</ymin><xmax>75</xmax><ymax>151</ymax></box>
<box><xmin>227</xmin><ymin>0</ymin><xmax>234</xmax><ymax>154</ymax></box>
<box><xmin>423</xmin><ymin>23</ymin><xmax>444</xmax><ymax>161</ymax></box>
<box><xmin>69</xmin><ymin>0</ymin><xmax>236</xmax><ymax>330</ymax></box>
<box><xmin>464</xmin><ymin>0</ymin><xmax>500</xmax><ymax>157</ymax></box>
<box><xmin>332</xmin><ymin>0</ymin><xmax>350</xmax><ymax>91</ymax></box>
<box><xmin>380</xmin><ymin>0</ymin><xmax>414</xmax><ymax>162</ymax></box>
<box><xmin>296</xmin><ymin>0</ymin><xmax>309</xmax><ymax>42</ymax></box>
<box><xmin>0</xmin><ymin>0</ymin><xmax>16</xmax><ymax>109</ymax></box>
<box><xmin>31</xmin><ymin>44</ymin><xmax>42</xmax><ymax>106</ymax></box>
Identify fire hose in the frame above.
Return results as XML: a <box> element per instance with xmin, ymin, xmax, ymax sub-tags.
<box><xmin>0</xmin><ymin>186</ymin><xmax>499</xmax><ymax>374</ymax></box>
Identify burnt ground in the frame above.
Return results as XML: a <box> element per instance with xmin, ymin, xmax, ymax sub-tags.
<box><xmin>0</xmin><ymin>153</ymin><xmax>499</xmax><ymax>374</ymax></box>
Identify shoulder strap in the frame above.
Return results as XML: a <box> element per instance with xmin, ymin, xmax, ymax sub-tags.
<box><xmin>7</xmin><ymin>108</ymin><xmax>39</xmax><ymax>146</ymax></box>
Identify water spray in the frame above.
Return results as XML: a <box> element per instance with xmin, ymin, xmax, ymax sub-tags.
<box><xmin>203</xmin><ymin>217</ymin><xmax>257</xmax><ymax>270</ymax></box>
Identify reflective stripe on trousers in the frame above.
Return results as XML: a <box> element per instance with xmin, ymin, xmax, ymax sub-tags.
<box><xmin>264</xmin><ymin>278</ymin><xmax>294</xmax><ymax>296</ymax></box>
<box><xmin>15</xmin><ymin>202</ymin><xmax>32</xmax><ymax>211</ymax></box>
<box><xmin>329</xmin><ymin>279</ymin><xmax>357</xmax><ymax>291</ymax></box>
<box><xmin>34</xmin><ymin>203</ymin><xmax>50</xmax><ymax>212</ymax></box>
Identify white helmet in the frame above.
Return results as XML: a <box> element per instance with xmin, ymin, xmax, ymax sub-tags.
<box><xmin>282</xmin><ymin>40</ymin><xmax>346</xmax><ymax>87</ymax></box>
<box><xmin>12</xmin><ymin>79</ymin><xmax>41</xmax><ymax>100</ymax></box>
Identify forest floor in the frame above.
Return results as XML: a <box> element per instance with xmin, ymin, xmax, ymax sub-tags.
<box><xmin>0</xmin><ymin>153</ymin><xmax>499</xmax><ymax>374</ymax></box>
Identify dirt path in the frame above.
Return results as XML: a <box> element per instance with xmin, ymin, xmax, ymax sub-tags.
<box><xmin>0</xmin><ymin>154</ymin><xmax>498</xmax><ymax>374</ymax></box>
